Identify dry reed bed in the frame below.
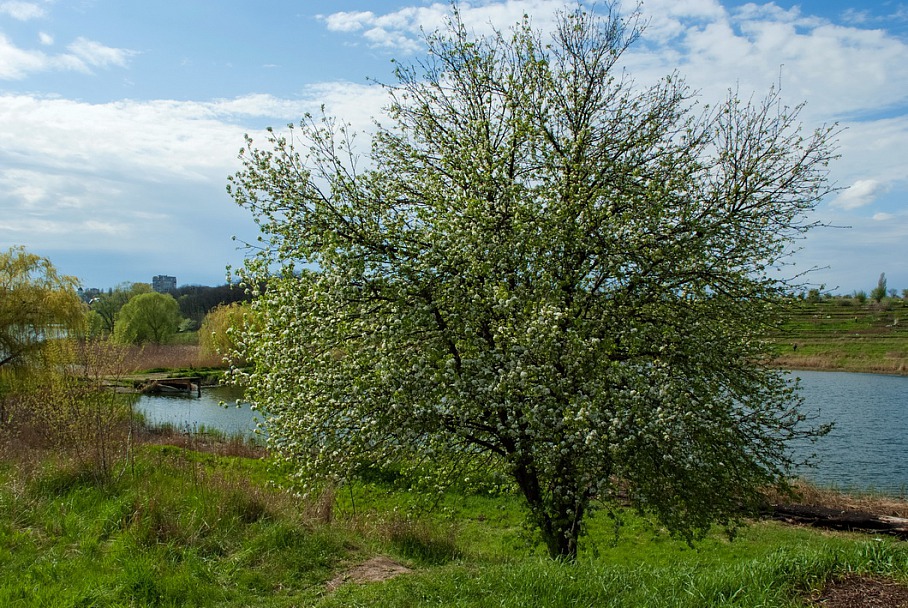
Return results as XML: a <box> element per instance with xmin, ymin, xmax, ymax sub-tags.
<box><xmin>119</xmin><ymin>344</ymin><xmax>224</xmax><ymax>373</ymax></box>
<box><xmin>774</xmin><ymin>354</ymin><xmax>908</xmax><ymax>375</ymax></box>
<box><xmin>765</xmin><ymin>480</ymin><xmax>908</xmax><ymax>518</ymax></box>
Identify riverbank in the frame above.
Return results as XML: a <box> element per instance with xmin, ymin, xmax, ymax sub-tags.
<box><xmin>2</xmin><ymin>440</ymin><xmax>907</xmax><ymax>607</ymax></box>
<box><xmin>770</xmin><ymin>299</ymin><xmax>908</xmax><ymax>376</ymax></box>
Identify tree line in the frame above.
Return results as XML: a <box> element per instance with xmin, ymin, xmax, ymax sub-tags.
<box><xmin>83</xmin><ymin>280</ymin><xmax>250</xmax><ymax>344</ymax></box>
<box><xmin>799</xmin><ymin>273</ymin><xmax>908</xmax><ymax>305</ymax></box>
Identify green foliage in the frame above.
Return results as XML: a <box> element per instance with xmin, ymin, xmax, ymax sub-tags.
<box><xmin>0</xmin><ymin>246</ymin><xmax>85</xmax><ymax>372</ymax></box>
<box><xmin>854</xmin><ymin>290</ymin><xmax>868</xmax><ymax>304</ymax></box>
<box><xmin>3</xmin><ymin>339</ymin><xmax>137</xmax><ymax>483</ymax></box>
<box><xmin>113</xmin><ymin>292</ymin><xmax>183</xmax><ymax>345</ymax></box>
<box><xmin>173</xmin><ymin>283</ymin><xmax>251</xmax><ymax>326</ymax></box>
<box><xmin>179</xmin><ymin>318</ymin><xmax>198</xmax><ymax>333</ymax></box>
<box><xmin>88</xmin><ymin>282</ymin><xmax>152</xmax><ymax>335</ymax></box>
<box><xmin>200</xmin><ymin>302</ymin><xmax>252</xmax><ymax>365</ymax></box>
<box><xmin>0</xmin><ymin>246</ymin><xmax>86</xmax><ymax>427</ymax></box>
<box><xmin>871</xmin><ymin>272</ymin><xmax>888</xmax><ymax>303</ymax></box>
<box><xmin>85</xmin><ymin>309</ymin><xmax>106</xmax><ymax>337</ymax></box>
<box><xmin>229</xmin><ymin>7</ymin><xmax>836</xmax><ymax>559</ymax></box>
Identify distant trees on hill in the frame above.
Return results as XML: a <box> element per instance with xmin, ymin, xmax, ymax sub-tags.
<box><xmin>794</xmin><ymin>272</ymin><xmax>904</xmax><ymax>305</ymax></box>
<box><xmin>169</xmin><ymin>284</ymin><xmax>252</xmax><ymax>328</ymax></box>
<box><xmin>871</xmin><ymin>273</ymin><xmax>888</xmax><ymax>304</ymax></box>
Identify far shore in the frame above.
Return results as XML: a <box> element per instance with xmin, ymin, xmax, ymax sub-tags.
<box><xmin>774</xmin><ymin>357</ymin><xmax>908</xmax><ymax>377</ymax></box>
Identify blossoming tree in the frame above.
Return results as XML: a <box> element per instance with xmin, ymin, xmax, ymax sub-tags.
<box><xmin>228</xmin><ymin>6</ymin><xmax>835</xmax><ymax>560</ymax></box>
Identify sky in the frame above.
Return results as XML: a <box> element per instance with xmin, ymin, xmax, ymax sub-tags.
<box><xmin>0</xmin><ymin>0</ymin><xmax>906</xmax><ymax>294</ymax></box>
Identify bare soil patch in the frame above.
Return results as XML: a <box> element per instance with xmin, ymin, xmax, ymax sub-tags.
<box><xmin>808</xmin><ymin>575</ymin><xmax>908</xmax><ymax>607</ymax></box>
<box><xmin>327</xmin><ymin>556</ymin><xmax>412</xmax><ymax>591</ymax></box>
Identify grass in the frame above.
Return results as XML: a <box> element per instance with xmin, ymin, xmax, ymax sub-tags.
<box><xmin>1</xmin><ymin>441</ymin><xmax>907</xmax><ymax>607</ymax></box>
<box><xmin>770</xmin><ymin>298</ymin><xmax>908</xmax><ymax>375</ymax></box>
<box><xmin>1</xmin><ymin>319</ymin><xmax>905</xmax><ymax>606</ymax></box>
<box><xmin>0</xmin><ymin>446</ymin><xmax>347</xmax><ymax>607</ymax></box>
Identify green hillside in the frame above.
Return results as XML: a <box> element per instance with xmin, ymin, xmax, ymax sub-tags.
<box><xmin>770</xmin><ymin>298</ymin><xmax>908</xmax><ymax>375</ymax></box>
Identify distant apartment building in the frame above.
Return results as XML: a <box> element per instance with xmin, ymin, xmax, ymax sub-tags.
<box><xmin>152</xmin><ymin>275</ymin><xmax>177</xmax><ymax>293</ymax></box>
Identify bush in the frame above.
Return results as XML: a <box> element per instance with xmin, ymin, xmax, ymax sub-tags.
<box><xmin>1</xmin><ymin>339</ymin><xmax>136</xmax><ymax>484</ymax></box>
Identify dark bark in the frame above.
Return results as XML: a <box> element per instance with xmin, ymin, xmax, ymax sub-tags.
<box><xmin>511</xmin><ymin>456</ymin><xmax>586</xmax><ymax>561</ymax></box>
<box><xmin>770</xmin><ymin>504</ymin><xmax>908</xmax><ymax>539</ymax></box>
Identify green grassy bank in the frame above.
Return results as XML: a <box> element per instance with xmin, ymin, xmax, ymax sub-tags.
<box><xmin>771</xmin><ymin>298</ymin><xmax>908</xmax><ymax>375</ymax></box>
<box><xmin>2</xmin><ymin>444</ymin><xmax>907</xmax><ymax>607</ymax></box>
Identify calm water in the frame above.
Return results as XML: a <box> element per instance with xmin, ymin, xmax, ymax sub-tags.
<box><xmin>137</xmin><ymin>371</ymin><xmax>908</xmax><ymax>494</ymax></box>
<box><xmin>793</xmin><ymin>370</ymin><xmax>908</xmax><ymax>494</ymax></box>
<box><xmin>135</xmin><ymin>385</ymin><xmax>261</xmax><ymax>438</ymax></box>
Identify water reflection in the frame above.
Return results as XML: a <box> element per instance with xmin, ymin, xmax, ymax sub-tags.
<box><xmin>135</xmin><ymin>384</ymin><xmax>260</xmax><ymax>438</ymax></box>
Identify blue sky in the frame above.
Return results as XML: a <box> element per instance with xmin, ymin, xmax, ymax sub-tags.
<box><xmin>1</xmin><ymin>1</ymin><xmax>906</xmax><ymax>293</ymax></box>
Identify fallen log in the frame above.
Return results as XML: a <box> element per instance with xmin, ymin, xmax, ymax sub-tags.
<box><xmin>770</xmin><ymin>504</ymin><xmax>908</xmax><ymax>539</ymax></box>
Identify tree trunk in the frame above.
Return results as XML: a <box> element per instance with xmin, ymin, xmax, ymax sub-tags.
<box><xmin>512</xmin><ymin>457</ymin><xmax>584</xmax><ymax>561</ymax></box>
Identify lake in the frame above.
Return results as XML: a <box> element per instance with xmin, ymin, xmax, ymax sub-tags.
<box><xmin>136</xmin><ymin>370</ymin><xmax>908</xmax><ymax>495</ymax></box>
<box><xmin>793</xmin><ymin>370</ymin><xmax>908</xmax><ymax>494</ymax></box>
<box><xmin>135</xmin><ymin>384</ymin><xmax>261</xmax><ymax>438</ymax></box>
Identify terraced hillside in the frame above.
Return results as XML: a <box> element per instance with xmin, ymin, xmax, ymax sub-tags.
<box><xmin>770</xmin><ymin>298</ymin><xmax>908</xmax><ymax>375</ymax></box>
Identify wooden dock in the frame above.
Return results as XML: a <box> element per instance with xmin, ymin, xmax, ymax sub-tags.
<box><xmin>139</xmin><ymin>377</ymin><xmax>202</xmax><ymax>397</ymax></box>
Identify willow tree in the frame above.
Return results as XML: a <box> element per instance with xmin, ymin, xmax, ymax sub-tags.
<box><xmin>112</xmin><ymin>292</ymin><xmax>182</xmax><ymax>345</ymax></box>
<box><xmin>0</xmin><ymin>246</ymin><xmax>85</xmax><ymax>424</ymax></box>
<box><xmin>229</xmin><ymin>6</ymin><xmax>835</xmax><ymax>560</ymax></box>
<box><xmin>1</xmin><ymin>246</ymin><xmax>84</xmax><ymax>369</ymax></box>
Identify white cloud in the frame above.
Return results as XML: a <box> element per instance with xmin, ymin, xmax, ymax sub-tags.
<box><xmin>208</xmin><ymin>93</ymin><xmax>315</xmax><ymax>119</ymax></box>
<box><xmin>0</xmin><ymin>34</ymin><xmax>137</xmax><ymax>79</ymax></box>
<box><xmin>317</xmin><ymin>1</ymin><xmax>908</xmax><ymax>122</ymax></box>
<box><xmin>1</xmin><ymin>1</ymin><xmax>904</xmax><ymax>290</ymax></box>
<box><xmin>0</xmin><ymin>87</ymin><xmax>390</xmax><ymax>193</ymax></box>
<box><xmin>0</xmin><ymin>87</ymin><xmax>392</xmax><ymax>273</ymax></box>
<box><xmin>82</xmin><ymin>220</ymin><xmax>122</xmax><ymax>235</ymax></box>
<box><xmin>321</xmin><ymin>10</ymin><xmax>376</xmax><ymax>33</ymax></box>
<box><xmin>843</xmin><ymin>6</ymin><xmax>908</xmax><ymax>27</ymax></box>
<box><xmin>620</xmin><ymin>2</ymin><xmax>908</xmax><ymax>121</ymax></box>
<box><xmin>67</xmin><ymin>37</ymin><xmax>136</xmax><ymax>69</ymax></box>
<box><xmin>318</xmin><ymin>0</ymin><xmax>575</xmax><ymax>53</ymax></box>
<box><xmin>0</xmin><ymin>1</ymin><xmax>44</xmax><ymax>21</ymax></box>
<box><xmin>0</xmin><ymin>96</ymin><xmax>244</xmax><ymax>182</ymax></box>
<box><xmin>831</xmin><ymin>180</ymin><xmax>889</xmax><ymax>210</ymax></box>
<box><xmin>636</xmin><ymin>0</ymin><xmax>728</xmax><ymax>42</ymax></box>
<box><xmin>829</xmin><ymin>116</ymin><xmax>908</xmax><ymax>202</ymax></box>
<box><xmin>796</xmin><ymin>211</ymin><xmax>908</xmax><ymax>293</ymax></box>
<box><xmin>0</xmin><ymin>33</ymin><xmax>45</xmax><ymax>78</ymax></box>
